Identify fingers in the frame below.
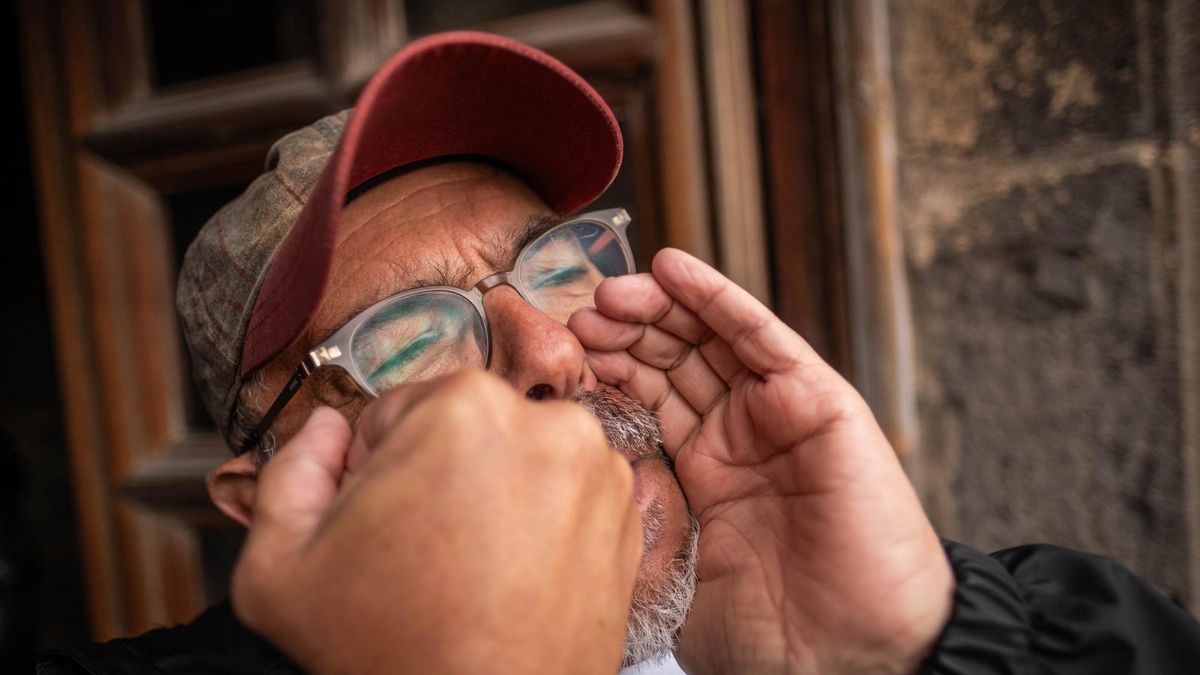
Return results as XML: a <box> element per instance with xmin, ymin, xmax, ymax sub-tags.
<box><xmin>585</xmin><ymin>349</ymin><xmax>702</xmax><ymax>457</ymax></box>
<box><xmin>591</xmin><ymin>272</ymin><xmax>710</xmax><ymax>343</ymax></box>
<box><xmin>577</xmin><ymin>278</ymin><xmax>746</xmax><ymax>384</ymax></box>
<box><xmin>347</xmin><ymin>378</ymin><xmax>440</xmax><ymax>461</ymax></box>
<box><xmin>347</xmin><ymin>369</ymin><xmax>516</xmax><ymax>466</ymax></box>
<box><xmin>649</xmin><ymin>248</ymin><xmax>823</xmax><ymax>376</ymax></box>
<box><xmin>251</xmin><ymin>407</ymin><xmax>353</xmax><ymax>554</ymax></box>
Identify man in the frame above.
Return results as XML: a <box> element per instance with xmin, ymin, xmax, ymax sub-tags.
<box><xmin>186</xmin><ymin>31</ymin><xmax>702</xmax><ymax>673</ymax></box>
<box><xmin>43</xmin><ymin>31</ymin><xmax>1200</xmax><ymax>675</ymax></box>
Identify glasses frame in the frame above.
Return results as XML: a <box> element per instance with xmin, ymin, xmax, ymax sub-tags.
<box><xmin>239</xmin><ymin>207</ymin><xmax>634</xmax><ymax>454</ymax></box>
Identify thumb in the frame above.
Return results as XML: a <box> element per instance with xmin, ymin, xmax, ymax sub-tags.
<box><xmin>248</xmin><ymin>407</ymin><xmax>353</xmax><ymax>554</ymax></box>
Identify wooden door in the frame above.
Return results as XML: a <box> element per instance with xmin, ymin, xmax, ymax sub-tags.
<box><xmin>20</xmin><ymin>0</ymin><xmax>846</xmax><ymax>639</ymax></box>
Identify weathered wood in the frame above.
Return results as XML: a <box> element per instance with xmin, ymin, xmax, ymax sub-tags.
<box><xmin>17</xmin><ymin>0</ymin><xmax>125</xmax><ymax>639</ymax></box>
<box><xmin>755</xmin><ymin>0</ymin><xmax>851</xmax><ymax>374</ymax></box>
<box><xmin>82</xmin><ymin>64</ymin><xmax>336</xmax><ymax>185</ymax></box>
<box><xmin>121</xmin><ymin>434</ymin><xmax>231</xmax><ymax>525</ymax></box>
<box><xmin>318</xmin><ymin>0</ymin><xmax>406</xmax><ymax>91</ymax></box>
<box><xmin>700</xmin><ymin>0</ymin><xmax>771</xmax><ymax>305</ymax></box>
<box><xmin>650</xmin><ymin>0</ymin><xmax>715</xmax><ymax>262</ymax></box>
<box><xmin>829</xmin><ymin>0</ymin><xmax>916</xmax><ymax>455</ymax></box>
<box><xmin>478</xmin><ymin>0</ymin><xmax>657</xmax><ymax>75</ymax></box>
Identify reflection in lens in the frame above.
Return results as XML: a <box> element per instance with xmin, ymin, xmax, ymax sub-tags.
<box><xmin>520</xmin><ymin>221</ymin><xmax>630</xmax><ymax>323</ymax></box>
<box><xmin>350</xmin><ymin>291</ymin><xmax>487</xmax><ymax>394</ymax></box>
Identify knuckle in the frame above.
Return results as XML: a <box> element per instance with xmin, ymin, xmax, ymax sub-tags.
<box><xmin>813</xmin><ymin>385</ymin><xmax>869</xmax><ymax>423</ymax></box>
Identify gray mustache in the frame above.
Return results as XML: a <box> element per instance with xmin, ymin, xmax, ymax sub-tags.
<box><xmin>572</xmin><ymin>385</ymin><xmax>665</xmax><ymax>463</ymax></box>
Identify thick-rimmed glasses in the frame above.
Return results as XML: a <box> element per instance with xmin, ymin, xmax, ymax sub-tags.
<box><xmin>239</xmin><ymin>208</ymin><xmax>635</xmax><ymax>454</ymax></box>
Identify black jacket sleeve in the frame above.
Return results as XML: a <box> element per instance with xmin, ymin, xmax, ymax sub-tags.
<box><xmin>36</xmin><ymin>602</ymin><xmax>303</xmax><ymax>675</ymax></box>
<box><xmin>921</xmin><ymin>540</ymin><xmax>1200</xmax><ymax>674</ymax></box>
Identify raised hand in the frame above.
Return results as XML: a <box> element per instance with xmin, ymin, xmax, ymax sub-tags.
<box><xmin>569</xmin><ymin>248</ymin><xmax>953</xmax><ymax>675</ymax></box>
<box><xmin>232</xmin><ymin>370</ymin><xmax>642</xmax><ymax>675</ymax></box>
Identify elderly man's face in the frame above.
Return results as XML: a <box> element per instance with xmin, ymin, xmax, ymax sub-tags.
<box><xmin>212</xmin><ymin>161</ymin><xmax>696</xmax><ymax>665</ymax></box>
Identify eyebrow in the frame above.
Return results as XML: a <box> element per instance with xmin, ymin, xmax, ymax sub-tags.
<box><xmin>308</xmin><ymin>213</ymin><xmax>564</xmax><ymax>345</ymax></box>
<box><xmin>480</xmin><ymin>213</ymin><xmax>563</xmax><ymax>270</ymax></box>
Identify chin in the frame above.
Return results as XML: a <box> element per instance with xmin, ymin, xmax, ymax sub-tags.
<box><xmin>569</xmin><ymin>385</ymin><xmax>699</xmax><ymax>666</ymax></box>
<box><xmin>624</xmin><ymin>456</ymin><xmax>699</xmax><ymax>668</ymax></box>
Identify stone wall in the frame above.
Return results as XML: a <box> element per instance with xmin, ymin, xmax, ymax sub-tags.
<box><xmin>889</xmin><ymin>0</ymin><xmax>1197</xmax><ymax>606</ymax></box>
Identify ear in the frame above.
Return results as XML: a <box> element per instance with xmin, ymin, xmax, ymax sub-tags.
<box><xmin>208</xmin><ymin>454</ymin><xmax>260</xmax><ymax>528</ymax></box>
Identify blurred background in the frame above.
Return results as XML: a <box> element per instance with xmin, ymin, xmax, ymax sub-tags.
<box><xmin>5</xmin><ymin>0</ymin><xmax>1198</xmax><ymax>666</ymax></box>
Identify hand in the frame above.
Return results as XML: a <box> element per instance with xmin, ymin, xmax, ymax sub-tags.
<box><xmin>569</xmin><ymin>249</ymin><xmax>953</xmax><ymax>675</ymax></box>
<box><xmin>231</xmin><ymin>370</ymin><xmax>643</xmax><ymax>675</ymax></box>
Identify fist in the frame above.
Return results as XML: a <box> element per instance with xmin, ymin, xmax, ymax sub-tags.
<box><xmin>233</xmin><ymin>370</ymin><xmax>644</xmax><ymax>675</ymax></box>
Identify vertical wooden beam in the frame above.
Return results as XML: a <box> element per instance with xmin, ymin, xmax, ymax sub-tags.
<box><xmin>95</xmin><ymin>0</ymin><xmax>152</xmax><ymax>105</ymax></box>
<box><xmin>1165</xmin><ymin>0</ymin><xmax>1200</xmax><ymax>610</ymax></box>
<box><xmin>755</xmin><ymin>0</ymin><xmax>850</xmax><ymax>373</ymax></box>
<box><xmin>24</xmin><ymin>0</ymin><xmax>214</xmax><ymax>637</ymax></box>
<box><xmin>650</xmin><ymin>0</ymin><xmax>715</xmax><ymax>263</ymax></box>
<box><xmin>17</xmin><ymin>0</ymin><xmax>125</xmax><ymax>639</ymax></box>
<box><xmin>700</xmin><ymin>0</ymin><xmax>771</xmax><ymax>305</ymax></box>
<box><xmin>829</xmin><ymin>0</ymin><xmax>916</xmax><ymax>454</ymax></box>
<box><xmin>318</xmin><ymin>0</ymin><xmax>406</xmax><ymax>95</ymax></box>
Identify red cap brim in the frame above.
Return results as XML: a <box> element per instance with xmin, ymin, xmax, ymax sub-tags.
<box><xmin>241</xmin><ymin>32</ymin><xmax>623</xmax><ymax>376</ymax></box>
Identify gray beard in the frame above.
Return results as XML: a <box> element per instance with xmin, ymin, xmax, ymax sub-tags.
<box><xmin>572</xmin><ymin>387</ymin><xmax>700</xmax><ymax>668</ymax></box>
<box><xmin>622</xmin><ymin>513</ymin><xmax>699</xmax><ymax>668</ymax></box>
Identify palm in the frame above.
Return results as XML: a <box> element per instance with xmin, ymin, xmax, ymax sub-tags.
<box><xmin>570</xmin><ymin>249</ymin><xmax>951</xmax><ymax>675</ymax></box>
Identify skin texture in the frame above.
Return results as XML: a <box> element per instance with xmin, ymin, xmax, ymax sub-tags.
<box><xmin>209</xmin><ymin>162</ymin><xmax>695</xmax><ymax>662</ymax></box>
<box><xmin>233</xmin><ymin>372</ymin><xmax>643</xmax><ymax>674</ymax></box>
<box><xmin>222</xmin><ymin>161</ymin><xmax>955</xmax><ymax>674</ymax></box>
<box><xmin>569</xmin><ymin>250</ymin><xmax>954</xmax><ymax>674</ymax></box>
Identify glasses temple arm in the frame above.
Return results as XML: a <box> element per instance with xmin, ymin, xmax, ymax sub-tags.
<box><xmin>238</xmin><ymin>362</ymin><xmax>313</xmax><ymax>454</ymax></box>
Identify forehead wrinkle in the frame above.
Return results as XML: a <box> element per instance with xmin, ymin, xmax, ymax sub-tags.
<box><xmin>340</xmin><ymin>171</ymin><xmax>500</xmax><ymax>246</ymax></box>
<box><xmin>309</xmin><ymin>212</ymin><xmax>558</xmax><ymax>347</ymax></box>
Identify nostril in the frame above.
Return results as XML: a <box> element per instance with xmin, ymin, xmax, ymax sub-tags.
<box><xmin>526</xmin><ymin>383</ymin><xmax>554</xmax><ymax>400</ymax></box>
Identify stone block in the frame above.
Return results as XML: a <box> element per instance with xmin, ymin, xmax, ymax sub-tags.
<box><xmin>906</xmin><ymin>161</ymin><xmax>1187</xmax><ymax>603</ymax></box>
<box><xmin>892</xmin><ymin>0</ymin><xmax>1165</xmax><ymax>156</ymax></box>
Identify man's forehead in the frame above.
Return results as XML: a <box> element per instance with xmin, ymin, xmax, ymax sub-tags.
<box><xmin>307</xmin><ymin>163</ymin><xmax>559</xmax><ymax>343</ymax></box>
<box><xmin>340</xmin><ymin>212</ymin><xmax>562</xmax><ymax>292</ymax></box>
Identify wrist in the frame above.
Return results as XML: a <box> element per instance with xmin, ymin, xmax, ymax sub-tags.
<box><xmin>836</xmin><ymin>549</ymin><xmax>955</xmax><ymax>675</ymax></box>
<box><xmin>914</xmin><ymin>540</ymin><xmax>1032</xmax><ymax>675</ymax></box>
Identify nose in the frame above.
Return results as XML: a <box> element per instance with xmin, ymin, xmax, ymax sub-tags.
<box><xmin>482</xmin><ymin>285</ymin><xmax>588</xmax><ymax>400</ymax></box>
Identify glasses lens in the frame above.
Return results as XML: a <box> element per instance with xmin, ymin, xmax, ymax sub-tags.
<box><xmin>349</xmin><ymin>291</ymin><xmax>487</xmax><ymax>394</ymax></box>
<box><xmin>518</xmin><ymin>220</ymin><xmax>631</xmax><ymax>323</ymax></box>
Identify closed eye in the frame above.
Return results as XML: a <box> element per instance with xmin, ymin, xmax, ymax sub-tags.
<box><xmin>369</xmin><ymin>329</ymin><xmax>440</xmax><ymax>382</ymax></box>
<box><xmin>531</xmin><ymin>266</ymin><xmax>587</xmax><ymax>289</ymax></box>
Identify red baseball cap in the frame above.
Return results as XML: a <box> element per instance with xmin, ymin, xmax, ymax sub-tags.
<box><xmin>177</xmin><ymin>31</ymin><xmax>623</xmax><ymax>444</ymax></box>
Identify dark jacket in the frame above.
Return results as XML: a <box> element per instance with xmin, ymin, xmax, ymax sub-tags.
<box><xmin>40</xmin><ymin>541</ymin><xmax>1200</xmax><ymax>674</ymax></box>
<box><xmin>923</xmin><ymin>541</ymin><xmax>1200</xmax><ymax>674</ymax></box>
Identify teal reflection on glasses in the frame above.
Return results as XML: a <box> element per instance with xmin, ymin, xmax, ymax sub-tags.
<box><xmin>238</xmin><ymin>208</ymin><xmax>634</xmax><ymax>455</ymax></box>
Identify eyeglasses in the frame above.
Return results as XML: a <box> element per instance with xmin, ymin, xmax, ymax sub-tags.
<box><xmin>239</xmin><ymin>208</ymin><xmax>635</xmax><ymax>454</ymax></box>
